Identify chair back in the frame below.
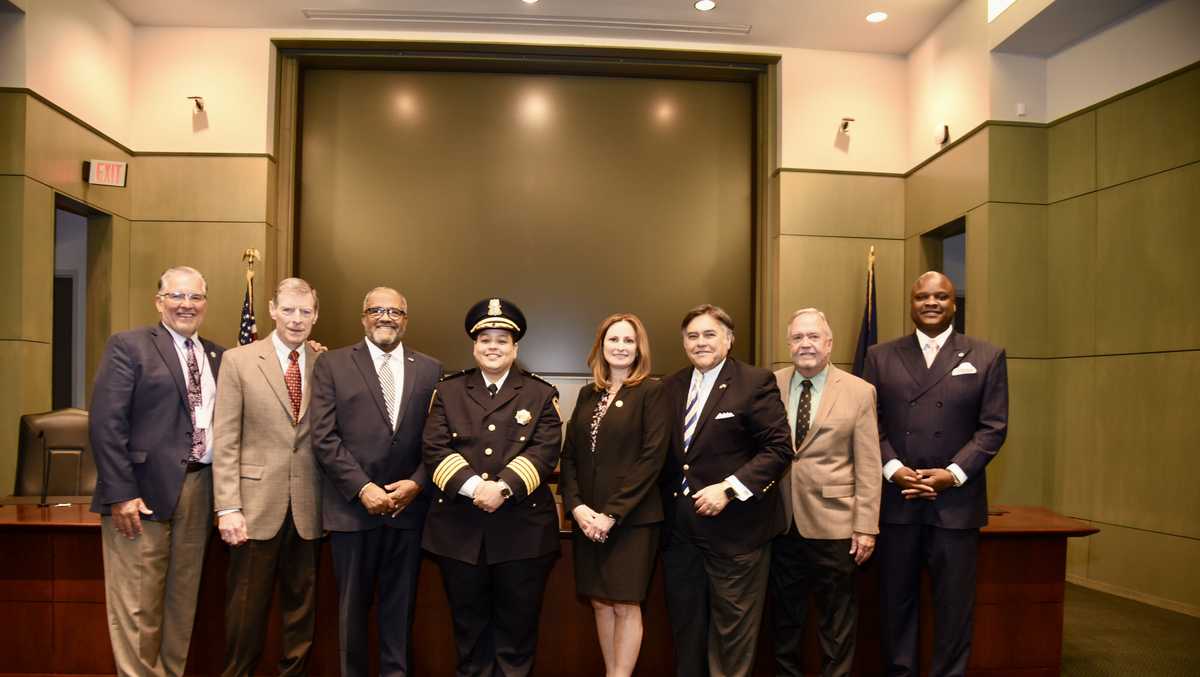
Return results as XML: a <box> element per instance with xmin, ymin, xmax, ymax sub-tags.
<box><xmin>15</xmin><ymin>408</ymin><xmax>95</xmax><ymax>497</ymax></box>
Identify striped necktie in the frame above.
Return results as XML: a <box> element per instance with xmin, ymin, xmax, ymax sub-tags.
<box><xmin>379</xmin><ymin>352</ymin><xmax>397</xmax><ymax>429</ymax></box>
<box><xmin>680</xmin><ymin>376</ymin><xmax>701</xmax><ymax>494</ymax></box>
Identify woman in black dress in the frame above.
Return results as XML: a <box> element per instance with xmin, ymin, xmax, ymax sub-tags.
<box><xmin>560</xmin><ymin>313</ymin><xmax>668</xmax><ymax>677</ymax></box>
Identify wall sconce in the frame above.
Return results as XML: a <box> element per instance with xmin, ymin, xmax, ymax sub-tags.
<box><xmin>187</xmin><ymin>96</ymin><xmax>205</xmax><ymax>113</ymax></box>
<box><xmin>839</xmin><ymin>117</ymin><xmax>855</xmax><ymax>135</ymax></box>
<box><xmin>936</xmin><ymin>123</ymin><xmax>950</xmax><ymax>145</ymax></box>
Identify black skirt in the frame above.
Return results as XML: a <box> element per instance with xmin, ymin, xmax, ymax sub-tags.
<box><xmin>571</xmin><ymin>523</ymin><xmax>660</xmax><ymax>602</ymax></box>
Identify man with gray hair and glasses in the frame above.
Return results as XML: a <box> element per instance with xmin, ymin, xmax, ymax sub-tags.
<box><xmin>310</xmin><ymin>286</ymin><xmax>443</xmax><ymax>677</ymax></box>
<box><xmin>90</xmin><ymin>265</ymin><xmax>224</xmax><ymax>676</ymax></box>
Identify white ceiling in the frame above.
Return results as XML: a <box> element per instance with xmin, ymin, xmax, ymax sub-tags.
<box><xmin>107</xmin><ymin>0</ymin><xmax>963</xmax><ymax>55</ymax></box>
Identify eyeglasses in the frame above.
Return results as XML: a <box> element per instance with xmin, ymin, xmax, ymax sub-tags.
<box><xmin>364</xmin><ymin>307</ymin><xmax>408</xmax><ymax>320</ymax></box>
<box><xmin>158</xmin><ymin>291</ymin><xmax>207</xmax><ymax>303</ymax></box>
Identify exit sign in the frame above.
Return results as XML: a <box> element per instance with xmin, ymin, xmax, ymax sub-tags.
<box><xmin>82</xmin><ymin>160</ymin><xmax>128</xmax><ymax>187</ymax></box>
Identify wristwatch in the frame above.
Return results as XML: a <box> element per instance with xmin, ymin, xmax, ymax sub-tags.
<box><xmin>498</xmin><ymin>481</ymin><xmax>513</xmax><ymax>499</ymax></box>
<box><xmin>724</xmin><ymin>486</ymin><xmax>737</xmax><ymax>501</ymax></box>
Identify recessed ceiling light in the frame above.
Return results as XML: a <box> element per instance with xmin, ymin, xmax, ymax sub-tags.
<box><xmin>695</xmin><ymin>1</ymin><xmax>716</xmax><ymax>11</ymax></box>
<box><xmin>522</xmin><ymin>0</ymin><xmax>539</xmax><ymax>4</ymax></box>
<box><xmin>866</xmin><ymin>11</ymin><xmax>888</xmax><ymax>23</ymax></box>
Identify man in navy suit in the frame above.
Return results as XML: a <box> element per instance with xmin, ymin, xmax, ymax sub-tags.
<box><xmin>310</xmin><ymin>286</ymin><xmax>442</xmax><ymax>677</ymax></box>
<box><xmin>659</xmin><ymin>304</ymin><xmax>793</xmax><ymax>677</ymax></box>
<box><xmin>863</xmin><ymin>271</ymin><xmax>1009</xmax><ymax>677</ymax></box>
<box><xmin>90</xmin><ymin>265</ymin><xmax>224</xmax><ymax>677</ymax></box>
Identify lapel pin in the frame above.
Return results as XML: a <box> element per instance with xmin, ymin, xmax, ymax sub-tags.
<box><xmin>718</xmin><ymin>383</ymin><xmax>727</xmax><ymax>390</ymax></box>
<box><xmin>958</xmin><ymin>352</ymin><xmax>965</xmax><ymax>357</ymax></box>
<box><xmin>407</xmin><ymin>356</ymin><xmax>415</xmax><ymax>362</ymax></box>
<box><xmin>210</xmin><ymin>351</ymin><xmax>216</xmax><ymax>358</ymax></box>
<box><xmin>615</xmin><ymin>400</ymin><xmax>624</xmax><ymax>408</ymax></box>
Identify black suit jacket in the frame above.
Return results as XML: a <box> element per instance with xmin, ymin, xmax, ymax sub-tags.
<box><xmin>862</xmin><ymin>332</ymin><xmax>1008</xmax><ymax>529</ymax></box>
<box><xmin>89</xmin><ymin>324</ymin><xmax>224</xmax><ymax>519</ymax></box>
<box><xmin>660</xmin><ymin>358</ymin><xmax>793</xmax><ymax>556</ymax></box>
<box><xmin>310</xmin><ymin>340</ymin><xmax>442</xmax><ymax>532</ymax></box>
<box><xmin>422</xmin><ymin>368</ymin><xmax>562</xmax><ymax>565</ymax></box>
<box><xmin>560</xmin><ymin>379</ymin><xmax>668</xmax><ymax>527</ymax></box>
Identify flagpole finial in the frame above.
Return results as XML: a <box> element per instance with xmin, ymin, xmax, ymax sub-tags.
<box><xmin>242</xmin><ymin>248</ymin><xmax>261</xmax><ymax>283</ymax></box>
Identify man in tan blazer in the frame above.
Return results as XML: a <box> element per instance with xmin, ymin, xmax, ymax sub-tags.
<box><xmin>769</xmin><ymin>308</ymin><xmax>882</xmax><ymax>677</ymax></box>
<box><xmin>212</xmin><ymin>277</ymin><xmax>323</xmax><ymax>677</ymax></box>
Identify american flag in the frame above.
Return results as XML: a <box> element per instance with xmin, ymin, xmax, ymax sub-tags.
<box><xmin>238</xmin><ymin>278</ymin><xmax>257</xmax><ymax>345</ymax></box>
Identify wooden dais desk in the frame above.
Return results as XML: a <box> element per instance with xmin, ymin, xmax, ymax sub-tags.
<box><xmin>0</xmin><ymin>504</ymin><xmax>1094</xmax><ymax>676</ymax></box>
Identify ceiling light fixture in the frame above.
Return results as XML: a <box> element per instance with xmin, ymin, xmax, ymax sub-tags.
<box><xmin>695</xmin><ymin>1</ymin><xmax>716</xmax><ymax>11</ymax></box>
<box><xmin>866</xmin><ymin>11</ymin><xmax>888</xmax><ymax>23</ymax></box>
<box><xmin>522</xmin><ymin>0</ymin><xmax>539</xmax><ymax>4</ymax></box>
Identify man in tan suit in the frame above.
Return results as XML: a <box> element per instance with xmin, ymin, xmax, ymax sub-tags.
<box><xmin>769</xmin><ymin>308</ymin><xmax>881</xmax><ymax>677</ymax></box>
<box><xmin>213</xmin><ymin>277</ymin><xmax>323</xmax><ymax>677</ymax></box>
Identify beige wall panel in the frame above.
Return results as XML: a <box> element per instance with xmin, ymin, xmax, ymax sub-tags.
<box><xmin>1095</xmin><ymin>163</ymin><xmax>1200</xmax><ymax>354</ymax></box>
<box><xmin>23</xmin><ymin>97</ymin><xmax>132</xmax><ymax>218</ymax></box>
<box><xmin>0</xmin><ymin>176</ymin><xmax>53</xmax><ymax>342</ymax></box>
<box><xmin>986</xmin><ymin>358</ymin><xmax>1052</xmax><ymax>508</ymax></box>
<box><xmin>265</xmin><ymin>158</ymin><xmax>278</xmax><ymax>228</ymax></box>
<box><xmin>905</xmin><ymin>129</ymin><xmax>989</xmax><ymax>237</ymax></box>
<box><xmin>0</xmin><ymin>92</ymin><xmax>26</xmax><ymax>174</ymax></box>
<box><xmin>983</xmin><ymin>203</ymin><xmax>1048</xmax><ymax>358</ymax></box>
<box><xmin>776</xmin><ymin>236</ymin><xmax>905</xmax><ymax>365</ymax></box>
<box><xmin>1047</xmin><ymin>111</ymin><xmax>1096</xmax><ymax>203</ymax></box>
<box><xmin>1097</xmin><ymin>67</ymin><xmax>1200</xmax><ymax>189</ymax></box>
<box><xmin>779</xmin><ymin>172</ymin><xmax>905</xmax><ymax>238</ymax></box>
<box><xmin>1046</xmin><ymin>195</ymin><xmax>1097</xmax><ymax>358</ymax></box>
<box><xmin>0</xmin><ymin>341</ymin><xmax>52</xmax><ymax>496</ymax></box>
<box><xmin>902</xmin><ymin>234</ymin><xmax>938</xmax><ymax>303</ymax></box>
<box><xmin>1049</xmin><ymin>357</ymin><xmax>1097</xmax><ymax>520</ymax></box>
<box><xmin>85</xmin><ymin>214</ymin><xmax>131</xmax><ymax>403</ymax></box>
<box><xmin>1066</xmin><ymin>535</ymin><xmax>1090</xmax><ymax>579</ymax></box>
<box><xmin>964</xmin><ymin>204</ymin><xmax>991</xmax><ymax>342</ymax></box>
<box><xmin>128</xmin><ymin>221</ymin><xmax>270</xmax><ymax>350</ymax></box>
<box><xmin>132</xmin><ymin>156</ymin><xmax>269</xmax><ymax>223</ymax></box>
<box><xmin>1084</xmin><ymin>523</ymin><xmax>1200</xmax><ymax>612</ymax></box>
<box><xmin>988</xmin><ymin>125</ymin><xmax>1047</xmax><ymax>205</ymax></box>
<box><xmin>1093</xmin><ymin>351</ymin><xmax>1200</xmax><ymax>539</ymax></box>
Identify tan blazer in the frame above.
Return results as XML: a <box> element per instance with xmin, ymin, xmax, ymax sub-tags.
<box><xmin>213</xmin><ymin>336</ymin><xmax>322</xmax><ymax>540</ymax></box>
<box><xmin>774</xmin><ymin>364</ymin><xmax>882</xmax><ymax>539</ymax></box>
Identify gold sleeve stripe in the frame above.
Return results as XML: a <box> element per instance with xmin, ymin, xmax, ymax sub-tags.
<box><xmin>433</xmin><ymin>454</ymin><xmax>469</xmax><ymax>490</ymax></box>
<box><xmin>507</xmin><ymin>456</ymin><xmax>540</xmax><ymax>494</ymax></box>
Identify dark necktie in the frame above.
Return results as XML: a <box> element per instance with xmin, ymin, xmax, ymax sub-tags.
<box><xmin>285</xmin><ymin>350</ymin><xmax>302</xmax><ymax>423</ymax></box>
<box><xmin>487</xmin><ymin>383</ymin><xmax>498</xmax><ymax>398</ymax></box>
<box><xmin>794</xmin><ymin>379</ymin><xmax>813</xmax><ymax>448</ymax></box>
<box><xmin>184</xmin><ymin>338</ymin><xmax>205</xmax><ymax>462</ymax></box>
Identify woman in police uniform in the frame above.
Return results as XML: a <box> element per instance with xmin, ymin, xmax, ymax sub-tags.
<box><xmin>422</xmin><ymin>298</ymin><xmax>562</xmax><ymax>677</ymax></box>
<box><xmin>559</xmin><ymin>313</ymin><xmax>668</xmax><ymax>677</ymax></box>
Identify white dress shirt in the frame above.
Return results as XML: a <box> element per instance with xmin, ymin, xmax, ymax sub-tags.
<box><xmin>460</xmin><ymin>369</ymin><xmax>512</xmax><ymax>499</ymax></box>
<box><xmin>271</xmin><ymin>330</ymin><xmax>307</xmax><ymax>383</ymax></box>
<box><xmin>685</xmin><ymin>359</ymin><xmax>754</xmax><ymax>500</ymax></box>
<box><xmin>364</xmin><ymin>337</ymin><xmax>404</xmax><ymax>428</ymax></box>
<box><xmin>882</xmin><ymin>325</ymin><xmax>967</xmax><ymax>486</ymax></box>
<box><xmin>163</xmin><ymin>324</ymin><xmax>216</xmax><ymax>464</ymax></box>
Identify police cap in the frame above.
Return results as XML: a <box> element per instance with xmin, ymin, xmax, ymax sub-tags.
<box><xmin>464</xmin><ymin>297</ymin><xmax>526</xmax><ymax>342</ymax></box>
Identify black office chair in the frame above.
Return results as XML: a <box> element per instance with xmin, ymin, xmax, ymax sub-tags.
<box><xmin>14</xmin><ymin>408</ymin><xmax>96</xmax><ymax>503</ymax></box>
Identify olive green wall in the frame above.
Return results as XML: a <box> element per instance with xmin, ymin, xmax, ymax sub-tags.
<box><xmin>0</xmin><ymin>90</ymin><xmax>276</xmax><ymax>496</ymax></box>
<box><xmin>774</xmin><ymin>170</ymin><xmax>906</xmax><ymax>371</ymax></box>
<box><xmin>900</xmin><ymin>64</ymin><xmax>1200</xmax><ymax>616</ymax></box>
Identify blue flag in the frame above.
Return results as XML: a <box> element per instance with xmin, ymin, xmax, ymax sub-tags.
<box><xmin>851</xmin><ymin>247</ymin><xmax>877</xmax><ymax>377</ymax></box>
<box><xmin>238</xmin><ymin>277</ymin><xmax>257</xmax><ymax>346</ymax></box>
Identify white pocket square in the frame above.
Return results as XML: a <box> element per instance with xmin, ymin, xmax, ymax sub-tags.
<box><xmin>951</xmin><ymin>362</ymin><xmax>977</xmax><ymax>376</ymax></box>
<box><xmin>715</xmin><ymin>411</ymin><xmax>735</xmax><ymax>420</ymax></box>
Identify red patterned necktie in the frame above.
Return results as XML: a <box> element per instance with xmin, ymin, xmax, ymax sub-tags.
<box><xmin>184</xmin><ymin>338</ymin><xmax>205</xmax><ymax>462</ymax></box>
<box><xmin>285</xmin><ymin>350</ymin><xmax>302</xmax><ymax>423</ymax></box>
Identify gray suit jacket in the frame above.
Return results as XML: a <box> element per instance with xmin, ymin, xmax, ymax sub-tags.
<box><xmin>212</xmin><ymin>336</ymin><xmax>322</xmax><ymax>540</ymax></box>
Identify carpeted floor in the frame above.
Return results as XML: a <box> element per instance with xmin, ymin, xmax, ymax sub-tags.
<box><xmin>1062</xmin><ymin>583</ymin><xmax>1200</xmax><ymax>676</ymax></box>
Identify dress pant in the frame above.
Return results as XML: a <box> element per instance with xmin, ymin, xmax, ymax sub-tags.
<box><xmin>878</xmin><ymin>523</ymin><xmax>979</xmax><ymax>677</ymax></box>
<box><xmin>436</xmin><ymin>550</ymin><xmax>556</xmax><ymax>677</ymax></box>
<box><xmin>769</xmin><ymin>528</ymin><xmax>858</xmax><ymax>677</ymax></box>
<box><xmin>222</xmin><ymin>508</ymin><xmax>320</xmax><ymax>677</ymax></box>
<box><xmin>100</xmin><ymin>466</ymin><xmax>213</xmax><ymax>677</ymax></box>
<box><xmin>330</xmin><ymin>526</ymin><xmax>424</xmax><ymax>677</ymax></box>
<box><xmin>662</xmin><ymin>499</ymin><xmax>770</xmax><ymax>677</ymax></box>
